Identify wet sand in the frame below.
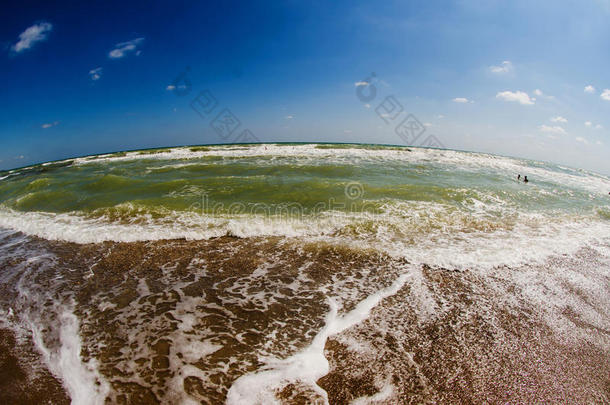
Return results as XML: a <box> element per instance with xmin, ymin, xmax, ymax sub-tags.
<box><xmin>0</xmin><ymin>328</ymin><xmax>70</xmax><ymax>405</ymax></box>
<box><xmin>0</xmin><ymin>234</ymin><xmax>608</xmax><ymax>404</ymax></box>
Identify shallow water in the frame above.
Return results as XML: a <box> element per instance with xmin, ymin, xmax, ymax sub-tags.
<box><xmin>0</xmin><ymin>143</ymin><xmax>608</xmax><ymax>403</ymax></box>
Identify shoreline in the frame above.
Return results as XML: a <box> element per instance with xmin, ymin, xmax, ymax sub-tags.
<box><xmin>0</xmin><ymin>234</ymin><xmax>608</xmax><ymax>403</ymax></box>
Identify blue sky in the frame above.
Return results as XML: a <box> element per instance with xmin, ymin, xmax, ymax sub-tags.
<box><xmin>1</xmin><ymin>0</ymin><xmax>609</xmax><ymax>174</ymax></box>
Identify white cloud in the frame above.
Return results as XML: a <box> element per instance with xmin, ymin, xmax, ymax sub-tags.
<box><xmin>601</xmin><ymin>89</ymin><xmax>610</xmax><ymax>101</ymax></box>
<box><xmin>285</xmin><ymin>115</ymin><xmax>294</xmax><ymax>120</ymax></box>
<box><xmin>166</xmin><ymin>84</ymin><xmax>188</xmax><ymax>91</ymax></box>
<box><xmin>12</xmin><ymin>22</ymin><xmax>53</xmax><ymax>53</ymax></box>
<box><xmin>364</xmin><ymin>103</ymin><xmax>371</xmax><ymax>109</ymax></box>
<box><xmin>452</xmin><ymin>97</ymin><xmax>469</xmax><ymax>103</ymax></box>
<box><xmin>584</xmin><ymin>85</ymin><xmax>596</xmax><ymax>94</ymax></box>
<box><xmin>575</xmin><ymin>136</ymin><xmax>589</xmax><ymax>145</ymax></box>
<box><xmin>89</xmin><ymin>67</ymin><xmax>102</xmax><ymax>81</ymax></box>
<box><xmin>533</xmin><ymin>89</ymin><xmax>554</xmax><ymax>100</ymax></box>
<box><xmin>108</xmin><ymin>37</ymin><xmax>144</xmax><ymax>59</ymax></box>
<box><xmin>496</xmin><ymin>91</ymin><xmax>535</xmax><ymax>105</ymax></box>
<box><xmin>437</xmin><ymin>114</ymin><xmax>445</xmax><ymax>119</ymax></box>
<box><xmin>490</xmin><ymin>61</ymin><xmax>513</xmax><ymax>74</ymax></box>
<box><xmin>354</xmin><ymin>81</ymin><xmax>369</xmax><ymax>87</ymax></box>
<box><xmin>538</xmin><ymin>125</ymin><xmax>566</xmax><ymax>134</ymax></box>
<box><xmin>41</xmin><ymin>121</ymin><xmax>59</xmax><ymax>129</ymax></box>
<box><xmin>585</xmin><ymin>121</ymin><xmax>604</xmax><ymax>129</ymax></box>
<box><xmin>550</xmin><ymin>116</ymin><xmax>567</xmax><ymax>123</ymax></box>
<box><xmin>423</xmin><ymin>122</ymin><xmax>432</xmax><ymax>127</ymax></box>
<box><xmin>343</xmin><ymin>129</ymin><xmax>353</xmax><ymax>134</ymax></box>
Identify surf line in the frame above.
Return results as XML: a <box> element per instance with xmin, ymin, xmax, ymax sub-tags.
<box><xmin>226</xmin><ymin>271</ymin><xmax>412</xmax><ymax>404</ymax></box>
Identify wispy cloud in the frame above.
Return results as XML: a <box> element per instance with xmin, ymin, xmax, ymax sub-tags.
<box><xmin>108</xmin><ymin>37</ymin><xmax>144</xmax><ymax>59</ymax></box>
<box><xmin>354</xmin><ymin>81</ymin><xmax>369</xmax><ymax>87</ymax></box>
<box><xmin>533</xmin><ymin>89</ymin><xmax>554</xmax><ymax>100</ymax></box>
<box><xmin>496</xmin><ymin>90</ymin><xmax>535</xmax><ymax>105</ymax></box>
<box><xmin>490</xmin><ymin>60</ymin><xmax>513</xmax><ymax>74</ymax></box>
<box><xmin>575</xmin><ymin>136</ymin><xmax>589</xmax><ymax>145</ymax></box>
<box><xmin>12</xmin><ymin>22</ymin><xmax>53</xmax><ymax>53</ymax></box>
<box><xmin>285</xmin><ymin>115</ymin><xmax>294</xmax><ymax>120</ymax></box>
<box><xmin>89</xmin><ymin>67</ymin><xmax>102</xmax><ymax>81</ymax></box>
<box><xmin>41</xmin><ymin>121</ymin><xmax>59</xmax><ymax>129</ymax></box>
<box><xmin>601</xmin><ymin>89</ymin><xmax>610</xmax><ymax>101</ymax></box>
<box><xmin>585</xmin><ymin>121</ymin><xmax>603</xmax><ymax>129</ymax></box>
<box><xmin>166</xmin><ymin>83</ymin><xmax>189</xmax><ymax>92</ymax></box>
<box><xmin>584</xmin><ymin>85</ymin><xmax>596</xmax><ymax>94</ymax></box>
<box><xmin>550</xmin><ymin>116</ymin><xmax>567</xmax><ymax>123</ymax></box>
<box><xmin>452</xmin><ymin>97</ymin><xmax>470</xmax><ymax>103</ymax></box>
<box><xmin>538</xmin><ymin>125</ymin><xmax>566</xmax><ymax>134</ymax></box>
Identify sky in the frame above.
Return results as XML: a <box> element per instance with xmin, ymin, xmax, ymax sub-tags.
<box><xmin>1</xmin><ymin>0</ymin><xmax>609</xmax><ymax>174</ymax></box>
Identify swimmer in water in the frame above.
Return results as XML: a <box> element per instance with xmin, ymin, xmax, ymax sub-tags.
<box><xmin>524</xmin><ymin>176</ymin><xmax>529</xmax><ymax>183</ymax></box>
<box><xmin>517</xmin><ymin>174</ymin><xmax>521</xmax><ymax>181</ymax></box>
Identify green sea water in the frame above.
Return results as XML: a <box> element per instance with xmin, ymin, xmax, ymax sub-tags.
<box><xmin>0</xmin><ymin>143</ymin><xmax>608</xmax><ymax>269</ymax></box>
<box><xmin>1</xmin><ymin>143</ymin><xmax>608</xmax><ymax>214</ymax></box>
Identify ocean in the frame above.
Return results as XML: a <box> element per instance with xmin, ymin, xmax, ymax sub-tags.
<box><xmin>0</xmin><ymin>143</ymin><xmax>608</xmax><ymax>404</ymax></box>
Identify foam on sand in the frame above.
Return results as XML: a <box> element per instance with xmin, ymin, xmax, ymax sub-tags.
<box><xmin>28</xmin><ymin>304</ymin><xmax>110</xmax><ymax>405</ymax></box>
<box><xmin>226</xmin><ymin>272</ymin><xmax>411</xmax><ymax>404</ymax></box>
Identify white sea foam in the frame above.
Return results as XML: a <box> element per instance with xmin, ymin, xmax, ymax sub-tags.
<box><xmin>226</xmin><ymin>272</ymin><xmax>410</xmax><ymax>404</ymax></box>
<box><xmin>27</xmin><ymin>304</ymin><xmax>110</xmax><ymax>405</ymax></box>
<box><xmin>0</xmin><ymin>202</ymin><xmax>609</xmax><ymax>272</ymax></box>
<box><xmin>1</xmin><ymin>247</ymin><xmax>111</xmax><ymax>405</ymax></box>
